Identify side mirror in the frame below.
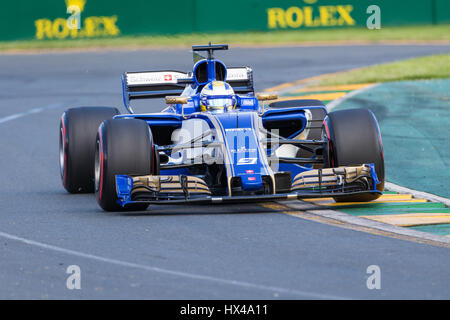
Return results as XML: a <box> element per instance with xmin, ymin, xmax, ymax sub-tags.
<box><xmin>256</xmin><ymin>93</ymin><xmax>278</xmax><ymax>101</ymax></box>
<box><xmin>165</xmin><ymin>96</ymin><xmax>188</xmax><ymax>104</ymax></box>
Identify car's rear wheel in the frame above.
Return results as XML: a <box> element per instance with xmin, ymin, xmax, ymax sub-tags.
<box><xmin>59</xmin><ymin>107</ymin><xmax>119</xmax><ymax>193</ymax></box>
<box><xmin>323</xmin><ymin>108</ymin><xmax>384</xmax><ymax>202</ymax></box>
<box><xmin>95</xmin><ymin>119</ymin><xmax>158</xmax><ymax>212</ymax></box>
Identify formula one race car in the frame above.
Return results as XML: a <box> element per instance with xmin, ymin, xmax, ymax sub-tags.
<box><xmin>59</xmin><ymin>44</ymin><xmax>384</xmax><ymax>211</ymax></box>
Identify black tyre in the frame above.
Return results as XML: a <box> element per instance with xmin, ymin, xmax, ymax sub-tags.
<box><xmin>323</xmin><ymin>108</ymin><xmax>384</xmax><ymax>202</ymax></box>
<box><xmin>95</xmin><ymin>119</ymin><xmax>158</xmax><ymax>212</ymax></box>
<box><xmin>59</xmin><ymin>107</ymin><xmax>119</xmax><ymax>193</ymax></box>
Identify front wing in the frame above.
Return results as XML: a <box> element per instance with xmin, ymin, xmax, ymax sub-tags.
<box><xmin>114</xmin><ymin>164</ymin><xmax>381</xmax><ymax>207</ymax></box>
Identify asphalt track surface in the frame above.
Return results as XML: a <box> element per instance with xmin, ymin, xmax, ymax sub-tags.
<box><xmin>1</xmin><ymin>44</ymin><xmax>450</xmax><ymax>299</ymax></box>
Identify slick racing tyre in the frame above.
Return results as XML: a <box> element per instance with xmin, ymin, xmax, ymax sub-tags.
<box><xmin>322</xmin><ymin>108</ymin><xmax>385</xmax><ymax>202</ymax></box>
<box><xmin>95</xmin><ymin>119</ymin><xmax>158</xmax><ymax>212</ymax></box>
<box><xmin>59</xmin><ymin>107</ymin><xmax>119</xmax><ymax>193</ymax></box>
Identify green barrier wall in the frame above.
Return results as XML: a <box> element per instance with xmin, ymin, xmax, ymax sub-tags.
<box><xmin>196</xmin><ymin>0</ymin><xmax>436</xmax><ymax>32</ymax></box>
<box><xmin>0</xmin><ymin>0</ymin><xmax>448</xmax><ymax>41</ymax></box>
<box><xmin>436</xmin><ymin>0</ymin><xmax>450</xmax><ymax>24</ymax></box>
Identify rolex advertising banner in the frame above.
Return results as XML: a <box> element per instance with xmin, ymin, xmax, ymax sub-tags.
<box><xmin>0</xmin><ymin>0</ymin><xmax>447</xmax><ymax>42</ymax></box>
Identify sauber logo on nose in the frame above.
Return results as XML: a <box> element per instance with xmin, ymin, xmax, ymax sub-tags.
<box><xmin>34</xmin><ymin>0</ymin><xmax>120</xmax><ymax>40</ymax></box>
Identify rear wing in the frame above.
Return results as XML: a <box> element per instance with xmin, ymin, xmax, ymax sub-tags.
<box><xmin>226</xmin><ymin>67</ymin><xmax>254</xmax><ymax>94</ymax></box>
<box><xmin>122</xmin><ymin>70</ymin><xmax>188</xmax><ymax>101</ymax></box>
<box><xmin>122</xmin><ymin>67</ymin><xmax>254</xmax><ymax>112</ymax></box>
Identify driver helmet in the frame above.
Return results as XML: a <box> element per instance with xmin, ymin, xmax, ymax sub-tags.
<box><xmin>200</xmin><ymin>81</ymin><xmax>236</xmax><ymax>113</ymax></box>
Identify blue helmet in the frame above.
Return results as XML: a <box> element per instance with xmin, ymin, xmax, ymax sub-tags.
<box><xmin>200</xmin><ymin>81</ymin><xmax>236</xmax><ymax>113</ymax></box>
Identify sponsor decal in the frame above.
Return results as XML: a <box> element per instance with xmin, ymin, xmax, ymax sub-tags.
<box><xmin>267</xmin><ymin>1</ymin><xmax>355</xmax><ymax>29</ymax></box>
<box><xmin>226</xmin><ymin>68</ymin><xmax>249</xmax><ymax>81</ymax></box>
<box><xmin>240</xmin><ymin>98</ymin><xmax>255</xmax><ymax>107</ymax></box>
<box><xmin>126</xmin><ymin>72</ymin><xmax>187</xmax><ymax>85</ymax></box>
<box><xmin>35</xmin><ymin>0</ymin><xmax>120</xmax><ymax>40</ymax></box>
<box><xmin>237</xmin><ymin>158</ymin><xmax>257</xmax><ymax>165</ymax></box>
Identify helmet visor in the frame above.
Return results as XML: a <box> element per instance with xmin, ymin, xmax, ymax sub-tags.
<box><xmin>201</xmin><ymin>95</ymin><xmax>236</xmax><ymax>112</ymax></box>
<box><xmin>207</xmin><ymin>98</ymin><xmax>234</xmax><ymax>108</ymax></box>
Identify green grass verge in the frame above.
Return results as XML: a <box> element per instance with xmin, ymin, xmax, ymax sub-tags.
<box><xmin>1</xmin><ymin>24</ymin><xmax>449</xmax><ymax>52</ymax></box>
<box><xmin>315</xmin><ymin>54</ymin><xmax>450</xmax><ymax>86</ymax></box>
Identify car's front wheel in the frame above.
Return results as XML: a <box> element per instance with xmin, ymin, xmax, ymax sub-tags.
<box><xmin>95</xmin><ymin>119</ymin><xmax>158</xmax><ymax>212</ymax></box>
<box><xmin>323</xmin><ymin>108</ymin><xmax>385</xmax><ymax>202</ymax></box>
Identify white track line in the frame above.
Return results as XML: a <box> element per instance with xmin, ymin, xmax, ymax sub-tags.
<box><xmin>0</xmin><ymin>230</ymin><xmax>348</xmax><ymax>300</ymax></box>
<box><xmin>0</xmin><ymin>103</ymin><xmax>66</xmax><ymax>124</ymax></box>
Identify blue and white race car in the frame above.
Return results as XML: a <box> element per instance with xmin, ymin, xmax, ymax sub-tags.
<box><xmin>59</xmin><ymin>44</ymin><xmax>384</xmax><ymax>211</ymax></box>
